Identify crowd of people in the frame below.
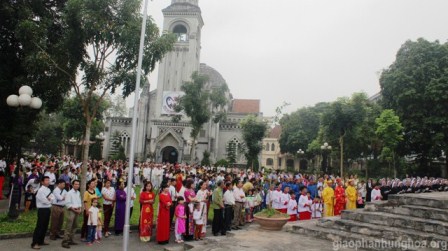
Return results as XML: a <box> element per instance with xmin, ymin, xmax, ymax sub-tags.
<box><xmin>0</xmin><ymin>155</ymin><xmax>447</xmax><ymax>250</ymax></box>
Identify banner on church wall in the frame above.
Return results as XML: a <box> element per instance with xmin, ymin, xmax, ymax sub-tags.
<box><xmin>162</xmin><ymin>91</ymin><xmax>184</xmax><ymax>115</ymax></box>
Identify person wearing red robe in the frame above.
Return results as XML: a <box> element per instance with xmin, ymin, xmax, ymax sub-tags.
<box><xmin>175</xmin><ymin>171</ymin><xmax>183</xmax><ymax>193</ymax></box>
<box><xmin>157</xmin><ymin>183</ymin><xmax>172</xmax><ymax>244</ymax></box>
<box><xmin>139</xmin><ymin>181</ymin><xmax>155</xmax><ymax>242</ymax></box>
<box><xmin>334</xmin><ymin>179</ymin><xmax>346</xmax><ymax>216</ymax></box>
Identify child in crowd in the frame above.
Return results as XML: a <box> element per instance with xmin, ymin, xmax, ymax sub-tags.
<box><xmin>287</xmin><ymin>192</ymin><xmax>298</xmax><ymax>221</ymax></box>
<box><xmin>317</xmin><ymin>186</ymin><xmax>323</xmax><ymax>199</ymax></box>
<box><xmin>311</xmin><ymin>197</ymin><xmax>323</xmax><ymax>219</ymax></box>
<box><xmin>96</xmin><ymin>205</ymin><xmax>103</xmax><ymax>241</ymax></box>
<box><xmin>87</xmin><ymin>198</ymin><xmax>100</xmax><ymax>246</ymax></box>
<box><xmin>356</xmin><ymin>191</ymin><xmax>364</xmax><ymax>208</ymax></box>
<box><xmin>253</xmin><ymin>188</ymin><xmax>262</xmax><ymax>214</ymax></box>
<box><xmin>111</xmin><ymin>174</ymin><xmax>117</xmax><ymax>189</ymax></box>
<box><xmin>175</xmin><ymin>196</ymin><xmax>186</xmax><ymax>243</ymax></box>
<box><xmin>245</xmin><ymin>189</ymin><xmax>255</xmax><ymax>223</ymax></box>
<box><xmin>193</xmin><ymin>202</ymin><xmax>204</xmax><ymax>241</ymax></box>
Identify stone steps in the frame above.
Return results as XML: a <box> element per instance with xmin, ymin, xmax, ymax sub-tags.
<box><xmin>317</xmin><ymin>217</ymin><xmax>448</xmax><ymax>244</ymax></box>
<box><xmin>291</xmin><ymin>220</ymin><xmax>423</xmax><ymax>251</ymax></box>
<box><xmin>369</xmin><ymin>203</ymin><xmax>448</xmax><ymax>222</ymax></box>
<box><xmin>388</xmin><ymin>194</ymin><xmax>448</xmax><ymax>209</ymax></box>
<box><xmin>341</xmin><ymin>210</ymin><xmax>448</xmax><ymax>235</ymax></box>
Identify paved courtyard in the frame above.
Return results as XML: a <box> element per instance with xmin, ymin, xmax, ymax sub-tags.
<box><xmin>0</xmin><ymin>223</ymin><xmax>359</xmax><ymax>251</ymax></box>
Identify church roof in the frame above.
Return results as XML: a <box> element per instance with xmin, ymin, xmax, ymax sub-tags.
<box><xmin>163</xmin><ymin>2</ymin><xmax>201</xmax><ymax>14</ymax></box>
<box><xmin>199</xmin><ymin>63</ymin><xmax>226</xmax><ymax>87</ymax></box>
<box><xmin>269</xmin><ymin>125</ymin><xmax>282</xmax><ymax>139</ymax></box>
<box><xmin>231</xmin><ymin>99</ymin><xmax>260</xmax><ymax>114</ymax></box>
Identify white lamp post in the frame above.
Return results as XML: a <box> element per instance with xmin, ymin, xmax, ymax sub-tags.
<box><xmin>320</xmin><ymin>142</ymin><xmax>332</xmax><ymax>174</ymax></box>
<box><xmin>297</xmin><ymin>149</ymin><xmax>305</xmax><ymax>171</ymax></box>
<box><xmin>95</xmin><ymin>132</ymin><xmax>106</xmax><ymax>160</ymax></box>
<box><xmin>6</xmin><ymin>85</ymin><xmax>42</xmax><ymax>219</ymax></box>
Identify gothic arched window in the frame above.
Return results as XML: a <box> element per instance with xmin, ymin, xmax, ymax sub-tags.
<box><xmin>271</xmin><ymin>143</ymin><xmax>275</xmax><ymax>151</ymax></box>
<box><xmin>173</xmin><ymin>24</ymin><xmax>188</xmax><ymax>42</ymax></box>
<box><xmin>265</xmin><ymin>143</ymin><xmax>270</xmax><ymax>151</ymax></box>
<box><xmin>266</xmin><ymin>158</ymin><xmax>274</xmax><ymax>166</ymax></box>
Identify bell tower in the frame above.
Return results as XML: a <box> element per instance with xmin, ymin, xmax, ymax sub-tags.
<box><xmin>155</xmin><ymin>0</ymin><xmax>203</xmax><ymax>118</ymax></box>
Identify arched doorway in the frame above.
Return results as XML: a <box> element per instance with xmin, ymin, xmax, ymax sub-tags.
<box><xmin>161</xmin><ymin>146</ymin><xmax>178</xmax><ymax>164</ymax></box>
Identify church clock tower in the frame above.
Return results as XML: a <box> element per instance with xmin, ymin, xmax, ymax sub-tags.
<box><xmin>155</xmin><ymin>0</ymin><xmax>204</xmax><ymax>118</ymax></box>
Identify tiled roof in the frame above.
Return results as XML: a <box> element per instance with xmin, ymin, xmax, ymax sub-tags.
<box><xmin>231</xmin><ymin>99</ymin><xmax>260</xmax><ymax>114</ymax></box>
<box><xmin>269</xmin><ymin>125</ymin><xmax>282</xmax><ymax>139</ymax></box>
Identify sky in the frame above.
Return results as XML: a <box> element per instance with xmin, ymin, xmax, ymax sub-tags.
<box><xmin>126</xmin><ymin>0</ymin><xmax>448</xmax><ymax>116</ymax></box>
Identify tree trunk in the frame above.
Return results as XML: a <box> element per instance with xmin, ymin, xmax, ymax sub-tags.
<box><xmin>80</xmin><ymin>118</ymin><xmax>92</xmax><ymax>205</ymax></box>
<box><xmin>340</xmin><ymin>136</ymin><xmax>344</xmax><ymax>178</ymax></box>
<box><xmin>443</xmin><ymin>157</ymin><xmax>448</xmax><ymax>178</ymax></box>
<box><xmin>392</xmin><ymin>152</ymin><xmax>397</xmax><ymax>178</ymax></box>
<box><xmin>190</xmin><ymin>136</ymin><xmax>197</xmax><ymax>164</ymax></box>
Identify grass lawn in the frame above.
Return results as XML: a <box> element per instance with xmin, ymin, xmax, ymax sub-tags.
<box><xmin>0</xmin><ymin>186</ymin><xmax>157</xmax><ymax>235</ymax></box>
<box><xmin>0</xmin><ymin>187</ymin><xmax>216</xmax><ymax>235</ymax></box>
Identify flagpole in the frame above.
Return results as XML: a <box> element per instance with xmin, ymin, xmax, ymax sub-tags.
<box><xmin>123</xmin><ymin>0</ymin><xmax>149</xmax><ymax>250</ymax></box>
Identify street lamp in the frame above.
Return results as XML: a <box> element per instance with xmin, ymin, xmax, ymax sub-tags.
<box><xmin>297</xmin><ymin>149</ymin><xmax>305</xmax><ymax>171</ymax></box>
<box><xmin>320</xmin><ymin>142</ymin><xmax>332</xmax><ymax>174</ymax></box>
<box><xmin>6</xmin><ymin>85</ymin><xmax>42</xmax><ymax>219</ymax></box>
<box><xmin>96</xmin><ymin>132</ymin><xmax>106</xmax><ymax>160</ymax></box>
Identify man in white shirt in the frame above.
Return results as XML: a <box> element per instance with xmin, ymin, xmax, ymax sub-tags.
<box><xmin>232</xmin><ymin>181</ymin><xmax>245</xmax><ymax>229</ymax></box>
<box><xmin>62</xmin><ymin>180</ymin><xmax>82</xmax><ymax>249</ymax></box>
<box><xmin>169</xmin><ymin>178</ymin><xmax>177</xmax><ymax>228</ymax></box>
<box><xmin>44</xmin><ymin>166</ymin><xmax>57</xmax><ymax>191</ymax></box>
<box><xmin>223</xmin><ymin>182</ymin><xmax>235</xmax><ymax>232</ymax></box>
<box><xmin>31</xmin><ymin>176</ymin><xmax>53</xmax><ymax>250</ymax></box>
<box><xmin>50</xmin><ymin>180</ymin><xmax>67</xmax><ymax>240</ymax></box>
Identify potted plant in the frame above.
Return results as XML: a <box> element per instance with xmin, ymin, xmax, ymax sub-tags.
<box><xmin>254</xmin><ymin>208</ymin><xmax>290</xmax><ymax>230</ymax></box>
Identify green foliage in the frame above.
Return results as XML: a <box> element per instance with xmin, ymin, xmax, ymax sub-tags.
<box><xmin>279</xmin><ymin>102</ymin><xmax>329</xmax><ymax>155</ymax></box>
<box><xmin>215</xmin><ymin>159</ymin><xmax>229</xmax><ymax>167</ymax></box>
<box><xmin>240</xmin><ymin>115</ymin><xmax>268</xmax><ymax>171</ymax></box>
<box><xmin>62</xmin><ymin>95</ymin><xmax>108</xmax><ymax>141</ymax></box>
<box><xmin>174</xmin><ymin>72</ymin><xmax>229</xmax><ymax>160</ymax></box>
<box><xmin>380</xmin><ymin>38</ymin><xmax>448</xmax><ymax>176</ymax></box>
<box><xmin>255</xmin><ymin>208</ymin><xmax>289</xmax><ymax>218</ymax></box>
<box><xmin>201</xmin><ymin>150</ymin><xmax>211</xmax><ymax>166</ymax></box>
<box><xmin>112</xmin><ymin>146</ymin><xmax>127</xmax><ymax>161</ymax></box>
<box><xmin>375</xmin><ymin>109</ymin><xmax>403</xmax><ymax>149</ymax></box>
<box><xmin>32</xmin><ymin>112</ymin><xmax>64</xmax><ymax>155</ymax></box>
<box><xmin>226</xmin><ymin>141</ymin><xmax>237</xmax><ymax>164</ymax></box>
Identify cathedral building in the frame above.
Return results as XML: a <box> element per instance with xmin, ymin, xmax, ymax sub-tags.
<box><xmin>102</xmin><ymin>0</ymin><xmax>261</xmax><ymax>165</ymax></box>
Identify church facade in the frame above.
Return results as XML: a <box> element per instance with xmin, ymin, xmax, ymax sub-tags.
<box><xmin>102</xmin><ymin>0</ymin><xmax>261</xmax><ymax>165</ymax></box>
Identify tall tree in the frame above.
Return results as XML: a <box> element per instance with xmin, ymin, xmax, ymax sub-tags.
<box><xmin>174</xmin><ymin>72</ymin><xmax>229</xmax><ymax>162</ymax></box>
<box><xmin>279</xmin><ymin>102</ymin><xmax>329</xmax><ymax>155</ymax></box>
<box><xmin>0</xmin><ymin>1</ymin><xmax>73</xmax><ymax>160</ymax></box>
<box><xmin>240</xmin><ymin>115</ymin><xmax>268</xmax><ymax>171</ymax></box>
<box><xmin>38</xmin><ymin>0</ymin><xmax>176</xmax><ymax>195</ymax></box>
<box><xmin>380</xmin><ymin>38</ymin><xmax>448</xmax><ymax>177</ymax></box>
<box><xmin>375</xmin><ymin>109</ymin><xmax>404</xmax><ymax>178</ymax></box>
<box><xmin>321</xmin><ymin>93</ymin><xmax>368</xmax><ymax>177</ymax></box>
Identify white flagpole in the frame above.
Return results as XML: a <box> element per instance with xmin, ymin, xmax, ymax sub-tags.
<box><xmin>123</xmin><ymin>0</ymin><xmax>149</xmax><ymax>250</ymax></box>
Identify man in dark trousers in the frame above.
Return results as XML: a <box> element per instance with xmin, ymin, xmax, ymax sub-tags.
<box><xmin>211</xmin><ymin>180</ymin><xmax>226</xmax><ymax>236</ymax></box>
<box><xmin>31</xmin><ymin>176</ymin><xmax>53</xmax><ymax>250</ymax></box>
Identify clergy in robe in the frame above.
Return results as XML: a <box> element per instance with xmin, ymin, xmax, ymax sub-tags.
<box><xmin>298</xmin><ymin>187</ymin><xmax>312</xmax><ymax>220</ymax></box>
<box><xmin>334</xmin><ymin>179</ymin><xmax>346</xmax><ymax>216</ymax></box>
<box><xmin>322</xmin><ymin>180</ymin><xmax>334</xmax><ymax>217</ymax></box>
<box><xmin>345</xmin><ymin>179</ymin><xmax>357</xmax><ymax>210</ymax></box>
<box><xmin>139</xmin><ymin>181</ymin><xmax>155</xmax><ymax>242</ymax></box>
<box><xmin>371</xmin><ymin>183</ymin><xmax>383</xmax><ymax>201</ymax></box>
<box><xmin>156</xmin><ymin>183</ymin><xmax>172</xmax><ymax>244</ymax></box>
